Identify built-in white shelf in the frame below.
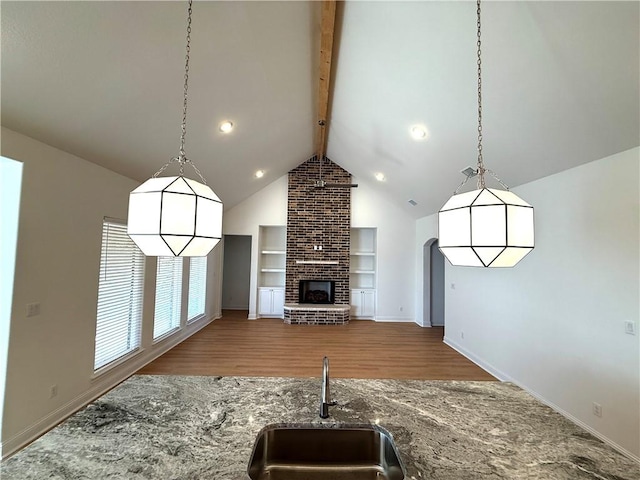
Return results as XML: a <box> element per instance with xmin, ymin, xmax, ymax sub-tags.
<box><xmin>350</xmin><ymin>227</ymin><xmax>377</xmax><ymax>290</ymax></box>
<box><xmin>259</xmin><ymin>226</ymin><xmax>286</xmax><ymax>292</ymax></box>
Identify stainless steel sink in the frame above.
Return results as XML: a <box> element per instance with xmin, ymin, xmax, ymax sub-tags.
<box><xmin>247</xmin><ymin>424</ymin><xmax>405</xmax><ymax>480</ymax></box>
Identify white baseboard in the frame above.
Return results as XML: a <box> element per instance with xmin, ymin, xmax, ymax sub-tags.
<box><xmin>374</xmin><ymin>316</ymin><xmax>415</xmax><ymax>323</ymax></box>
<box><xmin>247</xmin><ymin>313</ymin><xmax>258</xmax><ymax>320</ymax></box>
<box><xmin>443</xmin><ymin>336</ymin><xmax>509</xmax><ymax>381</ymax></box>
<box><xmin>443</xmin><ymin>336</ymin><xmax>640</xmax><ymax>463</ymax></box>
<box><xmin>1</xmin><ymin>314</ymin><xmax>218</xmax><ymax>461</ymax></box>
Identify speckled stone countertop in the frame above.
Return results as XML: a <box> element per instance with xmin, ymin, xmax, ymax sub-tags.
<box><xmin>2</xmin><ymin>375</ymin><xmax>638</xmax><ymax>479</ymax></box>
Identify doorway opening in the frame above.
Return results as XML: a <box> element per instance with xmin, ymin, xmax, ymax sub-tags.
<box><xmin>423</xmin><ymin>238</ymin><xmax>445</xmax><ymax>328</ymax></box>
<box><xmin>221</xmin><ymin>235</ymin><xmax>252</xmax><ymax>312</ymax></box>
<box><xmin>1</xmin><ymin>156</ymin><xmax>23</xmax><ymax>443</ymax></box>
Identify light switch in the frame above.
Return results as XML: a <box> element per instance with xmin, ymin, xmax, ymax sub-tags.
<box><xmin>624</xmin><ymin>321</ymin><xmax>636</xmax><ymax>336</ymax></box>
<box><xmin>26</xmin><ymin>302</ymin><xmax>41</xmax><ymax>317</ymax></box>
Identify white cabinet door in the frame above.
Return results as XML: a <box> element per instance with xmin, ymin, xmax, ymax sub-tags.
<box><xmin>272</xmin><ymin>288</ymin><xmax>285</xmax><ymax>317</ymax></box>
<box><xmin>351</xmin><ymin>289</ymin><xmax>363</xmax><ymax>317</ymax></box>
<box><xmin>351</xmin><ymin>289</ymin><xmax>375</xmax><ymax>318</ymax></box>
<box><xmin>258</xmin><ymin>287</ymin><xmax>285</xmax><ymax>318</ymax></box>
<box><xmin>360</xmin><ymin>290</ymin><xmax>375</xmax><ymax>318</ymax></box>
<box><xmin>258</xmin><ymin>288</ymin><xmax>273</xmax><ymax>316</ymax></box>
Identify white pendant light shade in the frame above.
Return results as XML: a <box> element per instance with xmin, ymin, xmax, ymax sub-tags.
<box><xmin>128</xmin><ymin>176</ymin><xmax>222</xmax><ymax>257</ymax></box>
<box><xmin>438</xmin><ymin>188</ymin><xmax>534</xmax><ymax>267</ymax></box>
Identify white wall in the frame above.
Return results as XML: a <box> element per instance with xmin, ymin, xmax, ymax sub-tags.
<box><xmin>352</xmin><ymin>179</ymin><xmax>415</xmax><ymax>321</ymax></box>
<box><xmin>223</xmin><ymin>174</ymin><xmax>416</xmax><ymax>321</ymax></box>
<box><xmin>417</xmin><ymin>147</ymin><xmax>640</xmax><ymax>458</ymax></box>
<box><xmin>222</xmin><ymin>175</ymin><xmax>288</xmax><ymax>318</ymax></box>
<box><xmin>0</xmin><ymin>128</ymin><xmax>223</xmax><ymax>459</ymax></box>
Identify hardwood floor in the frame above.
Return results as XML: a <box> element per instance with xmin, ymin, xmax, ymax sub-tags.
<box><xmin>139</xmin><ymin>310</ymin><xmax>495</xmax><ymax>380</ymax></box>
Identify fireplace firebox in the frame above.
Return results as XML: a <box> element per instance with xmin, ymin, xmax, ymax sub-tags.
<box><xmin>299</xmin><ymin>280</ymin><xmax>335</xmax><ymax>304</ymax></box>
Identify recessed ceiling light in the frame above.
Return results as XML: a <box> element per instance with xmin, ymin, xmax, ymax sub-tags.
<box><xmin>219</xmin><ymin>121</ymin><xmax>234</xmax><ymax>133</ymax></box>
<box><xmin>255</xmin><ymin>170</ymin><xmax>265</xmax><ymax>178</ymax></box>
<box><xmin>375</xmin><ymin>172</ymin><xmax>385</xmax><ymax>182</ymax></box>
<box><xmin>410</xmin><ymin>125</ymin><xmax>427</xmax><ymax>140</ymax></box>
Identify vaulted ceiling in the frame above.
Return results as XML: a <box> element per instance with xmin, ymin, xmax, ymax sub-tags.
<box><xmin>2</xmin><ymin>1</ymin><xmax>638</xmax><ymax>219</ymax></box>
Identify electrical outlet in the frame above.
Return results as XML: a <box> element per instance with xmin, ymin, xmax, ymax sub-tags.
<box><xmin>399</xmin><ymin>306</ymin><xmax>403</xmax><ymax>312</ymax></box>
<box><xmin>460</xmin><ymin>331</ymin><xmax>465</xmax><ymax>340</ymax></box>
<box><xmin>624</xmin><ymin>321</ymin><xmax>636</xmax><ymax>336</ymax></box>
<box><xmin>450</xmin><ymin>283</ymin><xmax>456</xmax><ymax>290</ymax></box>
<box><xmin>26</xmin><ymin>302</ymin><xmax>41</xmax><ymax>317</ymax></box>
<box><xmin>592</xmin><ymin>402</ymin><xmax>602</xmax><ymax>417</ymax></box>
<box><xmin>50</xmin><ymin>385</ymin><xmax>58</xmax><ymax>399</ymax></box>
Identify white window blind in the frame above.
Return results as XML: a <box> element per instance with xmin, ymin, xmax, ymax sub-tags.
<box><xmin>94</xmin><ymin>219</ymin><xmax>145</xmax><ymax>371</ymax></box>
<box><xmin>154</xmin><ymin>256</ymin><xmax>183</xmax><ymax>339</ymax></box>
<box><xmin>188</xmin><ymin>256</ymin><xmax>207</xmax><ymax>321</ymax></box>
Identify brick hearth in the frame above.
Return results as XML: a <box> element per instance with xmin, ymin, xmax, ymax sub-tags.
<box><xmin>283</xmin><ymin>304</ymin><xmax>350</xmax><ymax>325</ymax></box>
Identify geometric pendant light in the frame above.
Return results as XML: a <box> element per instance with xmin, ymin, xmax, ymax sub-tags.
<box><xmin>127</xmin><ymin>0</ymin><xmax>223</xmax><ymax>257</ymax></box>
<box><xmin>128</xmin><ymin>176</ymin><xmax>222</xmax><ymax>257</ymax></box>
<box><xmin>438</xmin><ymin>0</ymin><xmax>534</xmax><ymax>267</ymax></box>
<box><xmin>439</xmin><ymin>187</ymin><xmax>534</xmax><ymax>267</ymax></box>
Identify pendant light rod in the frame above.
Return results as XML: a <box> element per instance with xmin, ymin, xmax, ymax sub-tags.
<box><xmin>476</xmin><ymin>0</ymin><xmax>486</xmax><ymax>190</ymax></box>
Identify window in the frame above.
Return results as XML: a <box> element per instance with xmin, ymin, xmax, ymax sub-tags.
<box><xmin>188</xmin><ymin>256</ymin><xmax>207</xmax><ymax>321</ymax></box>
<box><xmin>94</xmin><ymin>219</ymin><xmax>145</xmax><ymax>371</ymax></box>
<box><xmin>154</xmin><ymin>256</ymin><xmax>183</xmax><ymax>339</ymax></box>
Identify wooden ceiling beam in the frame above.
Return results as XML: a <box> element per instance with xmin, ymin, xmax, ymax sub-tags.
<box><xmin>315</xmin><ymin>0</ymin><xmax>337</xmax><ymax>162</ymax></box>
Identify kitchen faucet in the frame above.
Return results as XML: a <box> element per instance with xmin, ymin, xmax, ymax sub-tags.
<box><xmin>320</xmin><ymin>356</ymin><xmax>336</xmax><ymax>418</ymax></box>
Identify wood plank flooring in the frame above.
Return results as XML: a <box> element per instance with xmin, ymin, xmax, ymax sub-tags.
<box><xmin>138</xmin><ymin>310</ymin><xmax>495</xmax><ymax>381</ymax></box>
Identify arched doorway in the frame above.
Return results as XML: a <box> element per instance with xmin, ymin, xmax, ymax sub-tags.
<box><xmin>423</xmin><ymin>238</ymin><xmax>445</xmax><ymax>327</ymax></box>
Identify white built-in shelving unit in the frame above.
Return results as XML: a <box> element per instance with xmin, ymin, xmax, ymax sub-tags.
<box><xmin>350</xmin><ymin>228</ymin><xmax>376</xmax><ymax>318</ymax></box>
<box><xmin>258</xmin><ymin>226</ymin><xmax>286</xmax><ymax>317</ymax></box>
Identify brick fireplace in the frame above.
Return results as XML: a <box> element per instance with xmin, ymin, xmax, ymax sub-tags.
<box><xmin>285</xmin><ymin>155</ymin><xmax>351</xmax><ymax>324</ymax></box>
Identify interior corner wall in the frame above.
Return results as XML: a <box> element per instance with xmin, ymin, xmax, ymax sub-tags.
<box><xmin>441</xmin><ymin>147</ymin><xmax>639</xmax><ymax>458</ymax></box>
<box><xmin>352</xmin><ymin>179</ymin><xmax>416</xmax><ymax>321</ymax></box>
<box><xmin>0</xmin><ymin>127</ymin><xmax>222</xmax><ymax>459</ymax></box>
<box><xmin>206</xmin><ymin>244</ymin><xmax>224</xmax><ymax>321</ymax></box>
<box><xmin>222</xmin><ymin>175</ymin><xmax>288</xmax><ymax>318</ymax></box>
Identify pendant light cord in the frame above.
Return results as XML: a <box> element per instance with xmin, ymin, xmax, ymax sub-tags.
<box><xmin>452</xmin><ymin>0</ymin><xmax>511</xmax><ymax>195</ymax></box>
<box><xmin>476</xmin><ymin>0</ymin><xmax>486</xmax><ymax>189</ymax></box>
<box><xmin>178</xmin><ymin>0</ymin><xmax>192</xmax><ymax>166</ymax></box>
<box><xmin>152</xmin><ymin>0</ymin><xmax>207</xmax><ymax>185</ymax></box>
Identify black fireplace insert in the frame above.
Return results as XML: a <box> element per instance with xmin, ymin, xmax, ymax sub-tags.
<box><xmin>299</xmin><ymin>280</ymin><xmax>336</xmax><ymax>304</ymax></box>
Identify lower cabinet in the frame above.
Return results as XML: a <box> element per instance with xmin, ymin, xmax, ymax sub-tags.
<box><xmin>350</xmin><ymin>289</ymin><xmax>375</xmax><ymax>319</ymax></box>
<box><xmin>258</xmin><ymin>287</ymin><xmax>285</xmax><ymax>318</ymax></box>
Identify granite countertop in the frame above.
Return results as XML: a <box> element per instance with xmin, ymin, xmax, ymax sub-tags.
<box><xmin>2</xmin><ymin>375</ymin><xmax>638</xmax><ymax>479</ymax></box>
